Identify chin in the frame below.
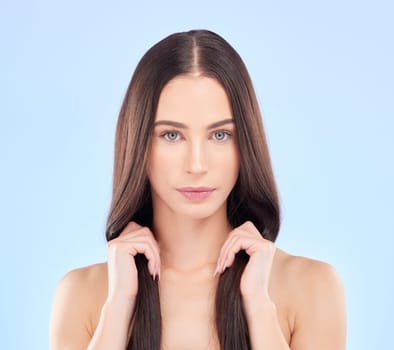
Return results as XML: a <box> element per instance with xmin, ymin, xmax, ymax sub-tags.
<box><xmin>153</xmin><ymin>191</ymin><xmax>228</xmax><ymax>219</ymax></box>
<box><xmin>172</xmin><ymin>202</ymin><xmax>226</xmax><ymax>220</ymax></box>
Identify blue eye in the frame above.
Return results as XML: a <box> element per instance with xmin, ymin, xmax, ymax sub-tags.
<box><xmin>162</xmin><ymin>131</ymin><xmax>180</xmax><ymax>141</ymax></box>
<box><xmin>213</xmin><ymin>131</ymin><xmax>232</xmax><ymax>141</ymax></box>
<box><xmin>160</xmin><ymin>130</ymin><xmax>232</xmax><ymax>142</ymax></box>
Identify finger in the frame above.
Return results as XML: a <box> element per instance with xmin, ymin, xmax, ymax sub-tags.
<box><xmin>214</xmin><ymin>226</ymin><xmax>236</xmax><ymax>272</ymax></box>
<box><xmin>118</xmin><ymin>227</ymin><xmax>161</xmax><ymax>276</ymax></box>
<box><xmin>123</xmin><ymin>236</ymin><xmax>161</xmax><ymax>277</ymax></box>
<box><xmin>240</xmin><ymin>220</ymin><xmax>261</xmax><ymax>236</ymax></box>
<box><xmin>137</xmin><ymin>228</ymin><xmax>161</xmax><ymax>276</ymax></box>
<box><xmin>216</xmin><ymin>233</ymin><xmax>237</xmax><ymax>273</ymax></box>
<box><xmin>127</xmin><ymin>221</ymin><xmax>143</xmax><ymax>230</ymax></box>
<box><xmin>220</xmin><ymin>235</ymin><xmax>245</xmax><ymax>272</ymax></box>
<box><xmin>216</xmin><ymin>229</ymin><xmax>250</xmax><ymax>273</ymax></box>
<box><xmin>109</xmin><ymin>240</ymin><xmax>159</xmax><ymax>277</ymax></box>
<box><xmin>118</xmin><ymin>232</ymin><xmax>160</xmax><ymax>260</ymax></box>
<box><xmin>128</xmin><ymin>241</ymin><xmax>159</xmax><ymax>277</ymax></box>
<box><xmin>215</xmin><ymin>232</ymin><xmax>236</xmax><ymax>275</ymax></box>
<box><xmin>221</xmin><ymin>224</ymin><xmax>263</xmax><ymax>259</ymax></box>
<box><xmin>118</xmin><ymin>221</ymin><xmax>142</xmax><ymax>237</ymax></box>
<box><xmin>218</xmin><ymin>234</ymin><xmax>257</xmax><ymax>274</ymax></box>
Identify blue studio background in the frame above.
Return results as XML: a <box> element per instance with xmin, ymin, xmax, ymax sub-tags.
<box><xmin>1</xmin><ymin>1</ymin><xmax>393</xmax><ymax>349</ymax></box>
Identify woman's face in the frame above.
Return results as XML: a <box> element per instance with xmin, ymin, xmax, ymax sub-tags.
<box><xmin>147</xmin><ymin>75</ymin><xmax>240</xmax><ymax>219</ymax></box>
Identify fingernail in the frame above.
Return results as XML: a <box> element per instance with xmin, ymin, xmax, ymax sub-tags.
<box><xmin>221</xmin><ymin>262</ymin><xmax>226</xmax><ymax>273</ymax></box>
<box><xmin>213</xmin><ymin>265</ymin><xmax>220</xmax><ymax>278</ymax></box>
<box><xmin>152</xmin><ymin>272</ymin><xmax>156</xmax><ymax>281</ymax></box>
<box><xmin>213</xmin><ymin>269</ymin><xmax>217</xmax><ymax>278</ymax></box>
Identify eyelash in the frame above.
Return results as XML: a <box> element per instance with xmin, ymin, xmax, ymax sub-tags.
<box><xmin>159</xmin><ymin>129</ymin><xmax>233</xmax><ymax>143</ymax></box>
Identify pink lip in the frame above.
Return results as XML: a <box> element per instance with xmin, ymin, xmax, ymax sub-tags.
<box><xmin>177</xmin><ymin>187</ymin><xmax>215</xmax><ymax>192</ymax></box>
<box><xmin>176</xmin><ymin>187</ymin><xmax>215</xmax><ymax>201</ymax></box>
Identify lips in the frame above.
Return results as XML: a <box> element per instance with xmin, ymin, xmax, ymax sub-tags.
<box><xmin>176</xmin><ymin>187</ymin><xmax>215</xmax><ymax>201</ymax></box>
<box><xmin>176</xmin><ymin>187</ymin><xmax>215</xmax><ymax>192</ymax></box>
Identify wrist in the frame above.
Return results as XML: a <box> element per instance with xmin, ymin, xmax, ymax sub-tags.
<box><xmin>242</xmin><ymin>294</ymin><xmax>276</xmax><ymax>318</ymax></box>
<box><xmin>242</xmin><ymin>296</ymin><xmax>289</xmax><ymax>349</ymax></box>
<box><xmin>104</xmin><ymin>296</ymin><xmax>135</xmax><ymax>315</ymax></box>
<box><xmin>87</xmin><ymin>296</ymin><xmax>135</xmax><ymax>350</ymax></box>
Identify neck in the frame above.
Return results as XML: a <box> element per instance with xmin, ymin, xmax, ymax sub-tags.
<box><xmin>152</xmin><ymin>206</ymin><xmax>232</xmax><ymax>273</ymax></box>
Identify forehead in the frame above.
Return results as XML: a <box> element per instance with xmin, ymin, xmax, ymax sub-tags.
<box><xmin>155</xmin><ymin>75</ymin><xmax>233</xmax><ymax>124</ymax></box>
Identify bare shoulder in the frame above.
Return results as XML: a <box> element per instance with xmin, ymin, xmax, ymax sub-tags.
<box><xmin>272</xmin><ymin>247</ymin><xmax>345</xmax><ymax>310</ymax></box>
<box><xmin>64</xmin><ymin>262</ymin><xmax>108</xmax><ymax>289</ymax></box>
<box><xmin>272</xmin><ymin>247</ymin><xmax>347</xmax><ymax>350</ymax></box>
<box><xmin>49</xmin><ymin>262</ymin><xmax>108</xmax><ymax>349</ymax></box>
<box><xmin>54</xmin><ymin>262</ymin><xmax>108</xmax><ymax>309</ymax></box>
<box><xmin>273</xmin><ymin>247</ymin><xmax>343</xmax><ymax>286</ymax></box>
<box><xmin>59</xmin><ymin>262</ymin><xmax>107</xmax><ymax>283</ymax></box>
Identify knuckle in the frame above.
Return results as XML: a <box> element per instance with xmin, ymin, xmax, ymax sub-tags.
<box><xmin>121</xmin><ymin>221</ymin><xmax>142</xmax><ymax>236</ymax></box>
<box><xmin>231</xmin><ymin>231</ymin><xmax>241</xmax><ymax>240</ymax></box>
<box><xmin>141</xmin><ymin>226</ymin><xmax>151</xmax><ymax>236</ymax></box>
<box><xmin>267</xmin><ymin>241</ymin><xmax>275</xmax><ymax>250</ymax></box>
<box><xmin>263</xmin><ymin>240</ymin><xmax>274</xmax><ymax>250</ymax></box>
<box><xmin>107</xmin><ymin>241</ymin><xmax>119</xmax><ymax>252</ymax></box>
<box><xmin>127</xmin><ymin>221</ymin><xmax>140</xmax><ymax>229</ymax></box>
<box><xmin>228</xmin><ymin>230</ymin><xmax>237</xmax><ymax>238</ymax></box>
<box><xmin>107</xmin><ymin>240</ymin><xmax>115</xmax><ymax>248</ymax></box>
<box><xmin>244</xmin><ymin>220</ymin><xmax>254</xmax><ymax>229</ymax></box>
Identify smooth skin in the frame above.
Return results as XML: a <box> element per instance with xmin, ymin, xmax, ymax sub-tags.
<box><xmin>50</xmin><ymin>76</ymin><xmax>347</xmax><ymax>349</ymax></box>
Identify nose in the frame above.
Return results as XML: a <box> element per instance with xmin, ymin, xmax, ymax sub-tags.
<box><xmin>186</xmin><ymin>140</ymin><xmax>208</xmax><ymax>174</ymax></box>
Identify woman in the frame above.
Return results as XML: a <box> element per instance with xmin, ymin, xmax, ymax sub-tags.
<box><xmin>50</xmin><ymin>29</ymin><xmax>346</xmax><ymax>349</ymax></box>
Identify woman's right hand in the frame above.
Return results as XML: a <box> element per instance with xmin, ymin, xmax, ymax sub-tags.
<box><xmin>106</xmin><ymin>221</ymin><xmax>161</xmax><ymax>303</ymax></box>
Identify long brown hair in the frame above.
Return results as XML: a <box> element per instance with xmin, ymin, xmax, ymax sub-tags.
<box><xmin>105</xmin><ymin>29</ymin><xmax>280</xmax><ymax>349</ymax></box>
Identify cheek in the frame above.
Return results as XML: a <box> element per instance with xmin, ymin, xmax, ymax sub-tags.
<box><xmin>216</xmin><ymin>146</ymin><xmax>240</xmax><ymax>172</ymax></box>
<box><xmin>158</xmin><ymin>147</ymin><xmax>180</xmax><ymax>166</ymax></box>
<box><xmin>148</xmin><ymin>146</ymin><xmax>181</xmax><ymax>177</ymax></box>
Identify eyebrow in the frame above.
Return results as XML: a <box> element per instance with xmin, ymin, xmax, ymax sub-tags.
<box><xmin>154</xmin><ymin>118</ymin><xmax>234</xmax><ymax>130</ymax></box>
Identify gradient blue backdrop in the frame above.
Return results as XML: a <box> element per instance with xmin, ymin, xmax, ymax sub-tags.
<box><xmin>1</xmin><ymin>1</ymin><xmax>393</xmax><ymax>349</ymax></box>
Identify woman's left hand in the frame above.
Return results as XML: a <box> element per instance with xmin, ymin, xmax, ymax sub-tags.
<box><xmin>214</xmin><ymin>221</ymin><xmax>276</xmax><ymax>300</ymax></box>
